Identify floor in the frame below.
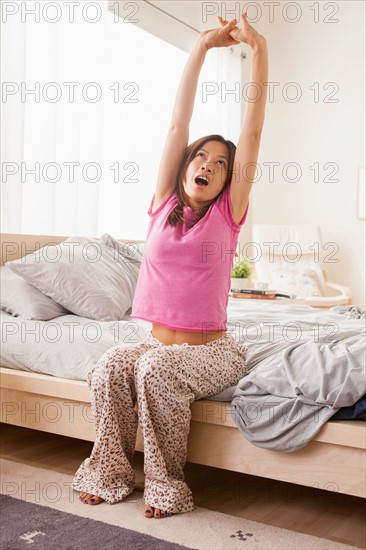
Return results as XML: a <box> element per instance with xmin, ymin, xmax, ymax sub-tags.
<box><xmin>1</xmin><ymin>423</ymin><xmax>365</xmax><ymax>549</ymax></box>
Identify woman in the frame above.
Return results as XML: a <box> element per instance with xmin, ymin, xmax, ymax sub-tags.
<box><xmin>74</xmin><ymin>13</ymin><xmax>268</xmax><ymax>519</ymax></box>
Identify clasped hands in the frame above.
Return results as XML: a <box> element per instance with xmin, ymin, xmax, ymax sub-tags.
<box><xmin>200</xmin><ymin>12</ymin><xmax>265</xmax><ymax>51</ymax></box>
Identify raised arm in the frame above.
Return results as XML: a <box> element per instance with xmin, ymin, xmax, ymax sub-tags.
<box><xmin>154</xmin><ymin>19</ymin><xmax>240</xmax><ymax>208</ymax></box>
<box><xmin>219</xmin><ymin>13</ymin><xmax>269</xmax><ymax>224</ymax></box>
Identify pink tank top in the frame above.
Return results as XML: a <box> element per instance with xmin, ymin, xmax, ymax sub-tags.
<box><xmin>130</xmin><ymin>184</ymin><xmax>249</xmax><ymax>332</ymax></box>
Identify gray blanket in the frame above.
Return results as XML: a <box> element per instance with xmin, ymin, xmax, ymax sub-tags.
<box><xmin>231</xmin><ymin>305</ymin><xmax>366</xmax><ymax>452</ymax></box>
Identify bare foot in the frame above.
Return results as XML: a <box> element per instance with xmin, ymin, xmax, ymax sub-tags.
<box><xmin>144</xmin><ymin>504</ymin><xmax>175</xmax><ymax>518</ymax></box>
<box><xmin>79</xmin><ymin>492</ymin><xmax>104</xmax><ymax>505</ymax></box>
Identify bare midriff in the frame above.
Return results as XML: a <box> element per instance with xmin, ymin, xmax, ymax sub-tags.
<box><xmin>151</xmin><ymin>323</ymin><xmax>226</xmax><ymax>346</ymax></box>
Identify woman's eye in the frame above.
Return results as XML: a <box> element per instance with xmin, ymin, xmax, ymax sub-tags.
<box><xmin>197</xmin><ymin>152</ymin><xmax>205</xmax><ymax>157</ymax></box>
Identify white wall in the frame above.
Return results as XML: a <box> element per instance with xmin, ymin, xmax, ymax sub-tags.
<box><xmin>238</xmin><ymin>1</ymin><xmax>365</xmax><ymax>307</ymax></box>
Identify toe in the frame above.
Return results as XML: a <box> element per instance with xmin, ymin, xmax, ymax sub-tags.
<box><xmin>144</xmin><ymin>505</ymin><xmax>154</xmax><ymax>518</ymax></box>
<box><xmin>80</xmin><ymin>492</ymin><xmax>90</xmax><ymax>503</ymax></box>
<box><xmin>154</xmin><ymin>509</ymin><xmax>174</xmax><ymax>518</ymax></box>
<box><xmin>88</xmin><ymin>495</ymin><xmax>104</xmax><ymax>505</ymax></box>
<box><xmin>80</xmin><ymin>493</ymin><xmax>104</xmax><ymax>505</ymax></box>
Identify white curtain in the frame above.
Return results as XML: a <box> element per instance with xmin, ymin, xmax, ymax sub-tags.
<box><xmin>1</xmin><ymin>1</ymin><xmax>242</xmax><ymax>239</ymax></box>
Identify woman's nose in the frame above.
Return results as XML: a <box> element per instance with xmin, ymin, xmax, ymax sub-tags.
<box><xmin>201</xmin><ymin>163</ymin><xmax>212</xmax><ymax>172</ymax></box>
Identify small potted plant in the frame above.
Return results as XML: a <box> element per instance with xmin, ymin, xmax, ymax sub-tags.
<box><xmin>230</xmin><ymin>256</ymin><xmax>254</xmax><ymax>290</ymax></box>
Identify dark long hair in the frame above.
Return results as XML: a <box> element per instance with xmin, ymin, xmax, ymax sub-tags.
<box><xmin>167</xmin><ymin>134</ymin><xmax>236</xmax><ymax>227</ymax></box>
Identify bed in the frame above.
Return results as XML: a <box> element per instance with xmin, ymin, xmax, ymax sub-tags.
<box><xmin>1</xmin><ymin>233</ymin><xmax>365</xmax><ymax>499</ymax></box>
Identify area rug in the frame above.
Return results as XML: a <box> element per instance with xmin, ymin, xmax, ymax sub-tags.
<box><xmin>0</xmin><ymin>494</ymin><xmax>193</xmax><ymax>550</ymax></box>
<box><xmin>0</xmin><ymin>459</ymin><xmax>361</xmax><ymax>550</ymax></box>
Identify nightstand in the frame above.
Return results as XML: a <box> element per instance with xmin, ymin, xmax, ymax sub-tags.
<box><xmin>228</xmin><ymin>293</ymin><xmax>350</xmax><ymax>310</ymax></box>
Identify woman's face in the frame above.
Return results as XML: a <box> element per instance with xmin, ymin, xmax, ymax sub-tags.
<box><xmin>182</xmin><ymin>140</ymin><xmax>230</xmax><ymax>210</ymax></box>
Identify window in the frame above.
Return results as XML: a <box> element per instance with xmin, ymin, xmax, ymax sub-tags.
<box><xmin>1</xmin><ymin>2</ymin><xmax>241</xmax><ymax>239</ymax></box>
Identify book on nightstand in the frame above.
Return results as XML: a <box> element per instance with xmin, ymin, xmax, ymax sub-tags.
<box><xmin>231</xmin><ymin>288</ymin><xmax>277</xmax><ymax>295</ymax></box>
<box><xmin>230</xmin><ymin>292</ymin><xmax>276</xmax><ymax>300</ymax></box>
<box><xmin>229</xmin><ymin>289</ymin><xmax>293</xmax><ymax>300</ymax></box>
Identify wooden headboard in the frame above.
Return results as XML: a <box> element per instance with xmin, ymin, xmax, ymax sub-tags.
<box><xmin>0</xmin><ymin>234</ymin><xmax>144</xmax><ymax>266</ymax></box>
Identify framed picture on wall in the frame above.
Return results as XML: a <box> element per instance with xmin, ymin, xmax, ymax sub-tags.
<box><xmin>357</xmin><ymin>166</ymin><xmax>365</xmax><ymax>220</ymax></box>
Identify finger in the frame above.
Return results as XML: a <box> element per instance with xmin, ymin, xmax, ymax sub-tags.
<box><xmin>224</xmin><ymin>18</ymin><xmax>238</xmax><ymax>29</ymax></box>
<box><xmin>217</xmin><ymin>15</ymin><xmax>229</xmax><ymax>26</ymax></box>
<box><xmin>228</xmin><ymin>38</ymin><xmax>241</xmax><ymax>46</ymax></box>
<box><xmin>229</xmin><ymin>28</ymin><xmax>240</xmax><ymax>39</ymax></box>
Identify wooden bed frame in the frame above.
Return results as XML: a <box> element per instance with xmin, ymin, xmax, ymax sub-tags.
<box><xmin>1</xmin><ymin>234</ymin><xmax>365</xmax><ymax>499</ymax></box>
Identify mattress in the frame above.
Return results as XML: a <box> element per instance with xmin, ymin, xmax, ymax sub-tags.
<box><xmin>1</xmin><ymin>299</ymin><xmax>365</xmax><ymax>402</ymax></box>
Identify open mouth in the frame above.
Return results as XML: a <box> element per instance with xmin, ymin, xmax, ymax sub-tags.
<box><xmin>195</xmin><ymin>176</ymin><xmax>209</xmax><ymax>187</ymax></box>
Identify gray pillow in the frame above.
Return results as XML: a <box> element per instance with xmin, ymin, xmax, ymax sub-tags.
<box><xmin>101</xmin><ymin>234</ymin><xmax>144</xmax><ymax>264</ymax></box>
<box><xmin>6</xmin><ymin>234</ymin><xmax>141</xmax><ymax>322</ymax></box>
<box><xmin>0</xmin><ymin>265</ymin><xmax>70</xmax><ymax>320</ymax></box>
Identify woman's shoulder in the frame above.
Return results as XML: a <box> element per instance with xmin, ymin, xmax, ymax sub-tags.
<box><xmin>214</xmin><ymin>184</ymin><xmax>250</xmax><ymax>229</ymax></box>
<box><xmin>147</xmin><ymin>189</ymin><xmax>177</xmax><ymax>218</ymax></box>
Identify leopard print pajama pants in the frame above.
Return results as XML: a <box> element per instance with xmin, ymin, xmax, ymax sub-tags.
<box><xmin>72</xmin><ymin>331</ymin><xmax>248</xmax><ymax>514</ymax></box>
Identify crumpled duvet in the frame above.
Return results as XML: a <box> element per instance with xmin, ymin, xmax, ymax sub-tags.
<box><xmin>330</xmin><ymin>305</ymin><xmax>366</xmax><ymax>320</ymax></box>
<box><xmin>231</xmin><ymin>309</ymin><xmax>366</xmax><ymax>452</ymax></box>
